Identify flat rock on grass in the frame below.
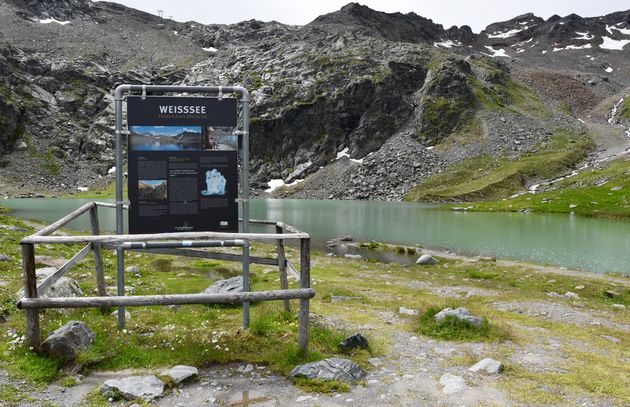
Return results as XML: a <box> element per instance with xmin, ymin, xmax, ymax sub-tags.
<box><xmin>202</xmin><ymin>276</ymin><xmax>243</xmax><ymax>294</ymax></box>
<box><xmin>290</xmin><ymin>358</ymin><xmax>366</xmax><ymax>384</ymax></box>
<box><xmin>160</xmin><ymin>365</ymin><xmax>198</xmax><ymax>384</ymax></box>
<box><xmin>102</xmin><ymin>375</ymin><xmax>164</xmax><ymax>401</ymax></box>
<box><xmin>434</xmin><ymin>307</ymin><xmax>483</xmax><ymax>326</ymax></box>
<box><xmin>39</xmin><ymin>321</ymin><xmax>95</xmax><ymax>362</ymax></box>
<box><xmin>439</xmin><ymin>373</ymin><xmax>467</xmax><ymax>395</ymax></box>
<box><xmin>468</xmin><ymin>358</ymin><xmax>504</xmax><ymax>374</ymax></box>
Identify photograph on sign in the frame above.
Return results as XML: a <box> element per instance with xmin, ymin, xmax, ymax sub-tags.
<box><xmin>129</xmin><ymin>125</ymin><xmax>203</xmax><ymax>151</ymax></box>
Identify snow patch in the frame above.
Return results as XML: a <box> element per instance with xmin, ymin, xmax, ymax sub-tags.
<box><xmin>553</xmin><ymin>43</ymin><xmax>592</xmax><ymax>52</ymax></box>
<box><xmin>484</xmin><ymin>46</ymin><xmax>509</xmax><ymax>58</ymax></box>
<box><xmin>600</xmin><ymin>37</ymin><xmax>630</xmax><ymax>50</ymax></box>
<box><xmin>604</xmin><ymin>66</ymin><xmax>613</xmax><ymax>73</ymax></box>
<box><xmin>612</xmin><ymin>26</ymin><xmax>630</xmax><ymax>36</ymax></box>
<box><xmin>433</xmin><ymin>40</ymin><xmax>461</xmax><ymax>48</ymax></box>
<box><xmin>202</xmin><ymin>47</ymin><xmax>218</xmax><ymax>52</ymax></box>
<box><xmin>541</xmin><ymin>50</ymin><xmax>548</xmax><ymax>54</ymax></box>
<box><xmin>573</xmin><ymin>32</ymin><xmax>594</xmax><ymax>40</ymax></box>
<box><xmin>173</xmin><ymin>31</ymin><xmax>179</xmax><ymax>35</ymax></box>
<box><xmin>108</xmin><ymin>167</ymin><xmax>116</xmax><ymax>175</ymax></box>
<box><xmin>265</xmin><ymin>179</ymin><xmax>304</xmax><ymax>193</ymax></box>
<box><xmin>487</xmin><ymin>28</ymin><xmax>523</xmax><ymax>39</ymax></box>
<box><xmin>38</xmin><ymin>18</ymin><xmax>70</xmax><ymax>25</ymax></box>
<box><xmin>335</xmin><ymin>147</ymin><xmax>364</xmax><ymax>164</ymax></box>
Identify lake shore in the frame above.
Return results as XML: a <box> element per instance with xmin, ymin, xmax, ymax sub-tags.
<box><xmin>0</xmin><ymin>209</ymin><xmax>628</xmax><ymax>406</ymax></box>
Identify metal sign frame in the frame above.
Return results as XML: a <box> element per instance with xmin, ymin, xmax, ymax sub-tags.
<box><xmin>114</xmin><ymin>84</ymin><xmax>251</xmax><ymax>328</ymax></box>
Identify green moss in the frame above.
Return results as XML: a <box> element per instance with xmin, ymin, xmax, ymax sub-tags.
<box><xmin>292</xmin><ymin>377</ymin><xmax>351</xmax><ymax>393</ymax></box>
<box><xmin>0</xmin><ymin>384</ymin><xmax>35</xmax><ymax>406</ymax></box>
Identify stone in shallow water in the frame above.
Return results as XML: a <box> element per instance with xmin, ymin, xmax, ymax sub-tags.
<box><xmin>290</xmin><ymin>358</ymin><xmax>366</xmax><ymax>384</ymax></box>
<box><xmin>434</xmin><ymin>307</ymin><xmax>483</xmax><ymax>326</ymax></box>
<box><xmin>160</xmin><ymin>365</ymin><xmax>198</xmax><ymax>384</ymax></box>
<box><xmin>439</xmin><ymin>373</ymin><xmax>467</xmax><ymax>394</ymax></box>
<box><xmin>468</xmin><ymin>358</ymin><xmax>504</xmax><ymax>374</ymax></box>
<box><xmin>39</xmin><ymin>320</ymin><xmax>95</xmax><ymax>362</ymax></box>
<box><xmin>339</xmin><ymin>333</ymin><xmax>369</xmax><ymax>351</ymax></box>
<box><xmin>101</xmin><ymin>375</ymin><xmax>164</xmax><ymax>401</ymax></box>
<box><xmin>202</xmin><ymin>276</ymin><xmax>243</xmax><ymax>294</ymax></box>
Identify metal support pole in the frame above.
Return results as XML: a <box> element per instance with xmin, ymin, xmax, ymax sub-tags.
<box><xmin>114</xmin><ymin>86</ymin><xmax>127</xmax><ymax>329</ymax></box>
<box><xmin>241</xmin><ymin>91</ymin><xmax>251</xmax><ymax>330</ymax></box>
<box><xmin>22</xmin><ymin>243</ymin><xmax>40</xmax><ymax>350</ymax></box>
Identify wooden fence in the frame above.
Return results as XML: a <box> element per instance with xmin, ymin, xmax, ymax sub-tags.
<box><xmin>17</xmin><ymin>201</ymin><xmax>314</xmax><ymax>354</ymax></box>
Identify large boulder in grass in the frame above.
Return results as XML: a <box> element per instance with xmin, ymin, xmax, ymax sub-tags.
<box><xmin>290</xmin><ymin>358</ymin><xmax>366</xmax><ymax>384</ymax></box>
<box><xmin>434</xmin><ymin>307</ymin><xmax>483</xmax><ymax>327</ymax></box>
<box><xmin>202</xmin><ymin>276</ymin><xmax>243</xmax><ymax>294</ymax></box>
<box><xmin>39</xmin><ymin>321</ymin><xmax>95</xmax><ymax>362</ymax></box>
<box><xmin>101</xmin><ymin>375</ymin><xmax>164</xmax><ymax>401</ymax></box>
<box><xmin>16</xmin><ymin>267</ymin><xmax>83</xmax><ymax>300</ymax></box>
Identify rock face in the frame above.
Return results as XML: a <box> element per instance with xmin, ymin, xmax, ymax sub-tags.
<box><xmin>202</xmin><ymin>276</ymin><xmax>244</xmax><ymax>294</ymax></box>
<box><xmin>468</xmin><ymin>358</ymin><xmax>504</xmax><ymax>374</ymax></box>
<box><xmin>290</xmin><ymin>358</ymin><xmax>366</xmax><ymax>384</ymax></box>
<box><xmin>39</xmin><ymin>320</ymin><xmax>95</xmax><ymax>362</ymax></box>
<box><xmin>160</xmin><ymin>365</ymin><xmax>198</xmax><ymax>385</ymax></box>
<box><xmin>339</xmin><ymin>333</ymin><xmax>369</xmax><ymax>351</ymax></box>
<box><xmin>101</xmin><ymin>375</ymin><xmax>165</xmax><ymax>401</ymax></box>
<box><xmin>434</xmin><ymin>307</ymin><xmax>484</xmax><ymax>326</ymax></box>
<box><xmin>439</xmin><ymin>373</ymin><xmax>467</xmax><ymax>395</ymax></box>
<box><xmin>416</xmin><ymin>255</ymin><xmax>437</xmax><ymax>265</ymax></box>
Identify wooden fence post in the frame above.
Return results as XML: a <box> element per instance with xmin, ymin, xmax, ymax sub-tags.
<box><xmin>90</xmin><ymin>206</ymin><xmax>107</xmax><ymax>313</ymax></box>
<box><xmin>298</xmin><ymin>238</ymin><xmax>311</xmax><ymax>355</ymax></box>
<box><xmin>276</xmin><ymin>225</ymin><xmax>290</xmax><ymax>312</ymax></box>
<box><xmin>22</xmin><ymin>243</ymin><xmax>40</xmax><ymax>350</ymax></box>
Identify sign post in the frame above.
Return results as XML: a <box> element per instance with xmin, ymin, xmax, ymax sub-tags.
<box><xmin>113</xmin><ymin>85</ymin><xmax>251</xmax><ymax>329</ymax></box>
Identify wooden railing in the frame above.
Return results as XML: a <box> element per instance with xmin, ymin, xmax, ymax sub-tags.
<box><xmin>18</xmin><ymin>201</ymin><xmax>313</xmax><ymax>354</ymax></box>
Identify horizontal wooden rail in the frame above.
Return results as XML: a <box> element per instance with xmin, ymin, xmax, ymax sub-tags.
<box><xmin>36</xmin><ymin>243</ymin><xmax>92</xmax><ymax>295</ymax></box>
<box><xmin>33</xmin><ymin>202</ymin><xmax>95</xmax><ymax>237</ymax></box>
<box><xmin>18</xmin><ymin>288</ymin><xmax>315</xmax><ymax>309</ymax></box>
<box><xmin>21</xmin><ymin>230</ymin><xmax>310</xmax><ymax>245</ymax></box>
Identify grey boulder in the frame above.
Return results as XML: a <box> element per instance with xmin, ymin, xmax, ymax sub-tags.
<box><xmin>39</xmin><ymin>321</ymin><xmax>95</xmax><ymax>362</ymax></box>
<box><xmin>439</xmin><ymin>373</ymin><xmax>467</xmax><ymax>394</ymax></box>
<box><xmin>290</xmin><ymin>358</ymin><xmax>366</xmax><ymax>384</ymax></box>
<box><xmin>101</xmin><ymin>375</ymin><xmax>164</xmax><ymax>401</ymax></box>
<box><xmin>160</xmin><ymin>365</ymin><xmax>198</xmax><ymax>385</ymax></box>
<box><xmin>434</xmin><ymin>307</ymin><xmax>484</xmax><ymax>327</ymax></box>
<box><xmin>416</xmin><ymin>254</ymin><xmax>437</xmax><ymax>265</ymax></box>
<box><xmin>339</xmin><ymin>333</ymin><xmax>369</xmax><ymax>351</ymax></box>
<box><xmin>202</xmin><ymin>276</ymin><xmax>243</xmax><ymax>294</ymax></box>
<box><xmin>0</xmin><ymin>254</ymin><xmax>12</xmax><ymax>262</ymax></box>
<box><xmin>468</xmin><ymin>358</ymin><xmax>504</xmax><ymax>374</ymax></box>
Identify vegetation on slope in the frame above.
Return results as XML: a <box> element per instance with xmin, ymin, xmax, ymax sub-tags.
<box><xmin>405</xmin><ymin>129</ymin><xmax>593</xmax><ymax>202</ymax></box>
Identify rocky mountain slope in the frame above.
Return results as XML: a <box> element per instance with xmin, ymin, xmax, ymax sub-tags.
<box><xmin>0</xmin><ymin>0</ymin><xmax>629</xmax><ymax>200</ymax></box>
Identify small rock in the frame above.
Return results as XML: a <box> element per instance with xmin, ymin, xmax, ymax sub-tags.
<box><xmin>575</xmin><ymin>285</ymin><xmax>585</xmax><ymax>290</ymax></box>
<box><xmin>14</xmin><ymin>141</ymin><xmax>28</xmax><ymax>151</ymax></box>
<box><xmin>243</xmin><ymin>364</ymin><xmax>254</xmax><ymax>374</ymax></box>
<box><xmin>416</xmin><ymin>255</ymin><xmax>437</xmax><ymax>265</ymax></box>
<box><xmin>564</xmin><ymin>291</ymin><xmax>579</xmax><ymax>299</ymax></box>
<box><xmin>569</xmin><ymin>204</ymin><xmax>578</xmax><ymax>209</ymax></box>
<box><xmin>399</xmin><ymin>306</ymin><xmax>420</xmax><ymax>316</ymax></box>
<box><xmin>101</xmin><ymin>375</ymin><xmax>164</xmax><ymax>401</ymax></box>
<box><xmin>434</xmin><ymin>307</ymin><xmax>483</xmax><ymax>327</ymax></box>
<box><xmin>439</xmin><ymin>373</ymin><xmax>467</xmax><ymax>395</ymax></box>
<box><xmin>468</xmin><ymin>358</ymin><xmax>504</xmax><ymax>374</ymax></box>
<box><xmin>336</xmin><ymin>235</ymin><xmax>353</xmax><ymax>242</ymax></box>
<box><xmin>344</xmin><ymin>254</ymin><xmax>362</xmax><ymax>260</ymax></box>
<box><xmin>160</xmin><ymin>365</ymin><xmax>198</xmax><ymax>384</ymax></box>
<box><xmin>611</xmin><ymin>304</ymin><xmax>626</xmax><ymax>310</ymax></box>
<box><xmin>0</xmin><ymin>254</ymin><xmax>12</xmax><ymax>262</ymax></box>
<box><xmin>604</xmin><ymin>290</ymin><xmax>619</xmax><ymax>298</ymax></box>
<box><xmin>125</xmin><ymin>265</ymin><xmax>140</xmax><ymax>274</ymax></box>
<box><xmin>202</xmin><ymin>276</ymin><xmax>243</xmax><ymax>294</ymax></box>
<box><xmin>600</xmin><ymin>335</ymin><xmax>621</xmax><ymax>344</ymax></box>
<box><xmin>339</xmin><ymin>333</ymin><xmax>369</xmax><ymax>351</ymax></box>
<box><xmin>290</xmin><ymin>358</ymin><xmax>366</xmax><ymax>384</ymax></box>
<box><xmin>331</xmin><ymin>295</ymin><xmax>361</xmax><ymax>302</ymax></box>
<box><xmin>39</xmin><ymin>321</ymin><xmax>95</xmax><ymax>362</ymax></box>
<box><xmin>610</xmin><ymin>186</ymin><xmax>622</xmax><ymax>191</ymax></box>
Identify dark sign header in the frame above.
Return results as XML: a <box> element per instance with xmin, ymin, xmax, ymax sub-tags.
<box><xmin>127</xmin><ymin>96</ymin><xmax>237</xmax><ymax>126</ymax></box>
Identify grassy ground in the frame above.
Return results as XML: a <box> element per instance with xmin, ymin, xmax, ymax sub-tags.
<box><xmin>0</xmin><ymin>209</ymin><xmax>629</xmax><ymax>405</ymax></box>
<box><xmin>405</xmin><ymin>129</ymin><xmax>594</xmax><ymax>202</ymax></box>
<box><xmin>452</xmin><ymin>155</ymin><xmax>630</xmax><ymax>219</ymax></box>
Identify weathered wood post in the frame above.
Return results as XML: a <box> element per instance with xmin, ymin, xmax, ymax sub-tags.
<box><xmin>276</xmin><ymin>225</ymin><xmax>290</xmax><ymax>312</ymax></box>
<box><xmin>298</xmin><ymin>238</ymin><xmax>311</xmax><ymax>355</ymax></box>
<box><xmin>89</xmin><ymin>206</ymin><xmax>107</xmax><ymax>313</ymax></box>
<box><xmin>22</xmin><ymin>243</ymin><xmax>40</xmax><ymax>350</ymax></box>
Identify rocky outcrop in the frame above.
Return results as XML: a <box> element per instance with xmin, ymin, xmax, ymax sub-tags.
<box><xmin>101</xmin><ymin>375</ymin><xmax>164</xmax><ymax>402</ymax></box>
<box><xmin>290</xmin><ymin>358</ymin><xmax>366</xmax><ymax>384</ymax></box>
<box><xmin>202</xmin><ymin>276</ymin><xmax>244</xmax><ymax>294</ymax></box>
<box><xmin>39</xmin><ymin>320</ymin><xmax>95</xmax><ymax>362</ymax></box>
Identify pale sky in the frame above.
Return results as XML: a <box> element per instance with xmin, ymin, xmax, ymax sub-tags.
<box><xmin>96</xmin><ymin>0</ymin><xmax>628</xmax><ymax>32</ymax></box>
